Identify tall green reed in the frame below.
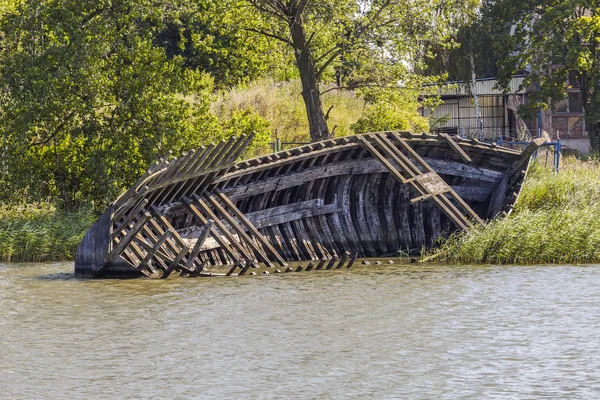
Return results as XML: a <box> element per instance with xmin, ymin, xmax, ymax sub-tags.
<box><xmin>432</xmin><ymin>157</ymin><xmax>600</xmax><ymax>264</ymax></box>
<box><xmin>0</xmin><ymin>204</ymin><xmax>96</xmax><ymax>262</ymax></box>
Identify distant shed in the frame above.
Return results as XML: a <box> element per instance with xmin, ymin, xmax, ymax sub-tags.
<box><xmin>421</xmin><ymin>75</ymin><xmax>529</xmax><ymax>140</ymax></box>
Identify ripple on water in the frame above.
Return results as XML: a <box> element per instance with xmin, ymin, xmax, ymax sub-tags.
<box><xmin>0</xmin><ymin>262</ymin><xmax>599</xmax><ymax>399</ymax></box>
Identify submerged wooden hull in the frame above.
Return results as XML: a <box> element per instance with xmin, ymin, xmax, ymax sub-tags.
<box><xmin>75</xmin><ymin>132</ymin><xmax>544</xmax><ymax>278</ymax></box>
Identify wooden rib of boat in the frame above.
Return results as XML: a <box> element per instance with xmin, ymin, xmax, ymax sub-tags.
<box><xmin>74</xmin><ymin>131</ymin><xmax>545</xmax><ymax>278</ymax></box>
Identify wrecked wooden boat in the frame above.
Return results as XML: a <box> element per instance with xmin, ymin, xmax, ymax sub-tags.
<box><xmin>75</xmin><ymin>132</ymin><xmax>544</xmax><ymax>278</ymax></box>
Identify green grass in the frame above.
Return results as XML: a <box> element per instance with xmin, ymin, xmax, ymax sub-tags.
<box><xmin>431</xmin><ymin>156</ymin><xmax>600</xmax><ymax>265</ymax></box>
<box><xmin>212</xmin><ymin>78</ymin><xmax>367</xmax><ymax>143</ymax></box>
<box><xmin>0</xmin><ymin>203</ymin><xmax>96</xmax><ymax>263</ymax></box>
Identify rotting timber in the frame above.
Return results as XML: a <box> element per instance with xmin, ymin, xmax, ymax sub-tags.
<box><xmin>75</xmin><ymin>132</ymin><xmax>545</xmax><ymax>278</ymax></box>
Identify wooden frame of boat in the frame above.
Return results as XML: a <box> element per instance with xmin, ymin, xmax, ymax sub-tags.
<box><xmin>75</xmin><ymin>131</ymin><xmax>545</xmax><ymax>278</ymax></box>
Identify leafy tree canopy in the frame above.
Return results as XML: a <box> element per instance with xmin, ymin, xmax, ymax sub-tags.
<box><xmin>242</xmin><ymin>0</ymin><xmax>479</xmax><ymax>141</ymax></box>
<box><xmin>0</xmin><ymin>0</ymin><xmax>265</xmax><ymax>208</ymax></box>
<box><xmin>490</xmin><ymin>1</ymin><xmax>600</xmax><ymax>150</ymax></box>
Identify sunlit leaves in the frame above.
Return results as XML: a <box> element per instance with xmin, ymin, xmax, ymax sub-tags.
<box><xmin>0</xmin><ymin>0</ymin><xmax>219</xmax><ymax>208</ymax></box>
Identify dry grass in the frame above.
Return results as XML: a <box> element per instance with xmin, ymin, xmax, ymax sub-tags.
<box><xmin>212</xmin><ymin>79</ymin><xmax>367</xmax><ymax>144</ymax></box>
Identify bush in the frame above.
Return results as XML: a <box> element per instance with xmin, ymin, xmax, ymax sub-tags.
<box><xmin>431</xmin><ymin>156</ymin><xmax>600</xmax><ymax>264</ymax></box>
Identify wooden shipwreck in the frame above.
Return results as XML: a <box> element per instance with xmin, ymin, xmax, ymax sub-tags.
<box><xmin>75</xmin><ymin>132</ymin><xmax>544</xmax><ymax>278</ymax></box>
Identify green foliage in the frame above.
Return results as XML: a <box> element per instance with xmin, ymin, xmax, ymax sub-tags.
<box><xmin>0</xmin><ymin>203</ymin><xmax>96</xmax><ymax>262</ymax></box>
<box><xmin>491</xmin><ymin>1</ymin><xmax>600</xmax><ymax>150</ymax></box>
<box><xmin>156</xmin><ymin>0</ymin><xmax>295</xmax><ymax>88</ymax></box>
<box><xmin>432</xmin><ymin>157</ymin><xmax>600</xmax><ymax>264</ymax></box>
<box><xmin>0</xmin><ymin>0</ymin><xmax>220</xmax><ymax>208</ymax></box>
<box><xmin>424</xmin><ymin>8</ymin><xmax>499</xmax><ymax>81</ymax></box>
<box><xmin>244</xmin><ymin>0</ymin><xmax>479</xmax><ymax>140</ymax></box>
<box><xmin>212</xmin><ymin>79</ymin><xmax>367</xmax><ymax>143</ymax></box>
<box><xmin>221</xmin><ymin>109</ymin><xmax>272</xmax><ymax>157</ymax></box>
<box><xmin>351</xmin><ymin>90</ymin><xmax>429</xmax><ymax>134</ymax></box>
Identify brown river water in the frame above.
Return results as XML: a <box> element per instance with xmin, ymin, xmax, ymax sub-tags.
<box><xmin>1</xmin><ymin>262</ymin><xmax>599</xmax><ymax>399</ymax></box>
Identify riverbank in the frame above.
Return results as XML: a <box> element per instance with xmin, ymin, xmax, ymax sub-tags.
<box><xmin>2</xmin><ymin>155</ymin><xmax>596</xmax><ymax>265</ymax></box>
<box><xmin>0</xmin><ymin>204</ymin><xmax>96</xmax><ymax>263</ymax></box>
<box><xmin>432</xmin><ymin>156</ymin><xmax>600</xmax><ymax>264</ymax></box>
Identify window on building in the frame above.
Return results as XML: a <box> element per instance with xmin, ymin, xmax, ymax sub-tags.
<box><xmin>568</xmin><ymin>92</ymin><xmax>583</xmax><ymax>113</ymax></box>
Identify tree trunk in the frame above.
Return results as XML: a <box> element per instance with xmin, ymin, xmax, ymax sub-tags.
<box><xmin>589</xmin><ymin>119</ymin><xmax>599</xmax><ymax>153</ymax></box>
<box><xmin>469</xmin><ymin>51</ymin><xmax>483</xmax><ymax>139</ymax></box>
<box><xmin>289</xmin><ymin>11</ymin><xmax>330</xmax><ymax>142</ymax></box>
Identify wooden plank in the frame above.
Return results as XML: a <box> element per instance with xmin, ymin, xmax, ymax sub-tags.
<box><xmin>336</xmin><ymin>252</ymin><xmax>349</xmax><ymax>269</ymax></box>
<box><xmin>107</xmin><ymin>212</ymin><xmax>151</xmax><ymax>263</ymax></box>
<box><xmin>111</xmin><ymin>198</ymin><xmax>149</xmax><ymax>240</ymax></box>
<box><xmin>167</xmin><ymin>144</ymin><xmax>217</xmax><ymax>201</ymax></box>
<box><xmin>346</xmin><ymin>252</ymin><xmax>358</xmax><ymax>268</ymax></box>
<box><xmin>371</xmin><ymin>134</ymin><xmax>423</xmax><ymax>177</ymax></box>
<box><xmin>358</xmin><ymin>135</ymin><xmax>471</xmax><ymax>231</ymax></box>
<box><xmin>193</xmin><ymin>197</ymin><xmax>254</xmax><ymax>262</ymax></box>
<box><xmin>113</xmin><ymin>190</ymin><xmax>149</xmax><ymax>224</ymax></box>
<box><xmin>315</xmin><ymin>258</ymin><xmax>327</xmax><ymax>270</ymax></box>
<box><xmin>220</xmin><ymin>142</ymin><xmax>359</xmax><ymax>181</ymax></box>
<box><xmin>181</xmin><ymin>197</ymin><xmax>243</xmax><ymax>263</ymax></box>
<box><xmin>487</xmin><ymin>175</ymin><xmax>509</xmax><ymax>218</ymax></box>
<box><xmin>357</xmin><ymin>136</ymin><xmax>409</xmax><ymax>184</ymax></box>
<box><xmin>325</xmin><ymin>257</ymin><xmax>337</xmax><ymax>270</ymax></box>
<box><xmin>219</xmin><ymin>157</ymin><xmax>503</xmax><ymax>202</ymax></box>
<box><xmin>377</xmin><ymin>133</ymin><xmax>484</xmax><ymax>227</ymax></box>
<box><xmin>205</xmin><ymin>194</ymin><xmax>275</xmax><ymax>268</ymax></box>
<box><xmin>439</xmin><ymin>133</ymin><xmax>472</xmax><ymax>163</ymax></box>
<box><xmin>185</xmin><ymin>221</ymin><xmax>214</xmax><ymax>271</ymax></box>
<box><xmin>161</xmin><ymin>147</ymin><xmax>214</xmax><ymax>204</ymax></box>
<box><xmin>139</xmin><ymin>231</ymin><xmax>171</xmax><ymax>274</ymax></box>
<box><xmin>214</xmin><ymin>191</ymin><xmax>287</xmax><ymax>266</ymax></box>
<box><xmin>505</xmin><ymin>138</ymin><xmax>546</xmax><ymax>182</ymax></box>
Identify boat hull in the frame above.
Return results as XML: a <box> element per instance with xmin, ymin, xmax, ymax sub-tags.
<box><xmin>75</xmin><ymin>132</ymin><xmax>543</xmax><ymax>278</ymax></box>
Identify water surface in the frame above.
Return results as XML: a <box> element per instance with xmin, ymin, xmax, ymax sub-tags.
<box><xmin>1</xmin><ymin>262</ymin><xmax>599</xmax><ymax>399</ymax></box>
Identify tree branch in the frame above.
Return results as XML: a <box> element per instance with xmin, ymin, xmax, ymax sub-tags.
<box><xmin>355</xmin><ymin>0</ymin><xmax>393</xmax><ymax>40</ymax></box>
<box><xmin>246</xmin><ymin>0</ymin><xmax>288</xmax><ymax>21</ymax></box>
<box><xmin>241</xmin><ymin>27</ymin><xmax>290</xmax><ymax>44</ymax></box>
<box><xmin>316</xmin><ymin>49</ymin><xmax>342</xmax><ymax>80</ymax></box>
<box><xmin>314</xmin><ymin>45</ymin><xmax>339</xmax><ymax>64</ymax></box>
<box><xmin>320</xmin><ymin>83</ymin><xmax>397</xmax><ymax>95</ymax></box>
<box><xmin>29</xmin><ymin>109</ymin><xmax>77</xmax><ymax>147</ymax></box>
<box><xmin>325</xmin><ymin>105</ymin><xmax>334</xmax><ymax>120</ymax></box>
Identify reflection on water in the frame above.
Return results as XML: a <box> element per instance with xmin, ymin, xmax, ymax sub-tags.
<box><xmin>1</xmin><ymin>262</ymin><xmax>599</xmax><ymax>399</ymax></box>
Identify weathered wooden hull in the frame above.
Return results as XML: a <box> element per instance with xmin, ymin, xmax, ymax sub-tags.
<box><xmin>75</xmin><ymin>132</ymin><xmax>544</xmax><ymax>278</ymax></box>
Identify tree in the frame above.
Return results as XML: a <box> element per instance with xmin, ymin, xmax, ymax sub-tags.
<box><xmin>0</xmin><ymin>0</ymin><xmax>220</xmax><ymax>208</ymax></box>
<box><xmin>155</xmin><ymin>0</ymin><xmax>294</xmax><ymax>88</ymax></box>
<box><xmin>244</xmin><ymin>0</ymin><xmax>479</xmax><ymax>142</ymax></box>
<box><xmin>491</xmin><ymin>1</ymin><xmax>600</xmax><ymax>152</ymax></box>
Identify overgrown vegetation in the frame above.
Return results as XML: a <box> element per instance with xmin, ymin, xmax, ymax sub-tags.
<box><xmin>432</xmin><ymin>157</ymin><xmax>600</xmax><ymax>265</ymax></box>
<box><xmin>0</xmin><ymin>204</ymin><xmax>96</xmax><ymax>262</ymax></box>
<box><xmin>1</xmin><ymin>1</ymin><xmax>597</xmax><ymax>263</ymax></box>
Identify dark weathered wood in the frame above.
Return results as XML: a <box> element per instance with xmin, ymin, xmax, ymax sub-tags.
<box><xmin>505</xmin><ymin>138</ymin><xmax>546</xmax><ymax>183</ymax></box>
<box><xmin>181</xmin><ymin>197</ymin><xmax>244</xmax><ymax>263</ymax></box>
<box><xmin>205</xmin><ymin>194</ymin><xmax>274</xmax><ymax>268</ymax></box>
<box><xmin>139</xmin><ymin>230</ymin><xmax>171</xmax><ymax>276</ymax></box>
<box><xmin>219</xmin><ymin>157</ymin><xmax>503</xmax><ymax>201</ymax></box>
<box><xmin>185</xmin><ymin>221</ymin><xmax>214</xmax><ymax>271</ymax></box>
<box><xmin>358</xmin><ymin>134</ymin><xmax>471</xmax><ymax>231</ymax></box>
<box><xmin>487</xmin><ymin>176</ymin><xmax>509</xmax><ymax>218</ymax></box>
<box><xmin>107</xmin><ymin>212</ymin><xmax>152</xmax><ymax>263</ymax></box>
<box><xmin>214</xmin><ymin>191</ymin><xmax>287</xmax><ymax>266</ymax></box>
<box><xmin>346</xmin><ymin>252</ymin><xmax>358</xmax><ymax>268</ymax></box>
<box><xmin>439</xmin><ymin>133</ymin><xmax>472</xmax><ymax>163</ymax></box>
<box><xmin>76</xmin><ymin>131</ymin><xmax>537</xmax><ymax>279</ymax></box>
<box><xmin>193</xmin><ymin>197</ymin><xmax>253</xmax><ymax>262</ymax></box>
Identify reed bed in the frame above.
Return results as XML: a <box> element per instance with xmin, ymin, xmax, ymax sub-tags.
<box><xmin>0</xmin><ymin>204</ymin><xmax>96</xmax><ymax>263</ymax></box>
<box><xmin>432</xmin><ymin>156</ymin><xmax>600</xmax><ymax>264</ymax></box>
